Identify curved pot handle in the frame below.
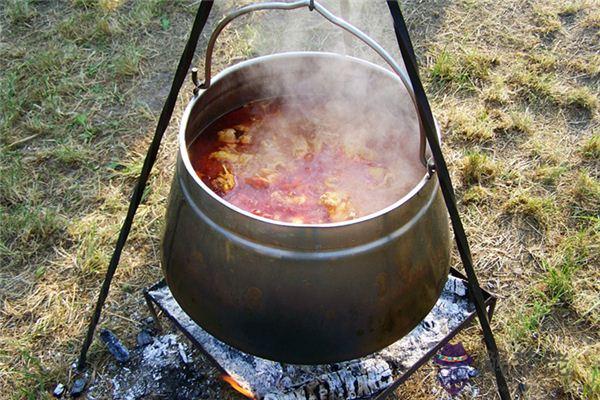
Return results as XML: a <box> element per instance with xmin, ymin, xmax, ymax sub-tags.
<box><xmin>197</xmin><ymin>0</ymin><xmax>429</xmax><ymax>167</ymax></box>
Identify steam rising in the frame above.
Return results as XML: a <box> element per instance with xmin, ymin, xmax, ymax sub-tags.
<box><xmin>192</xmin><ymin>1</ymin><xmax>427</xmax><ymax>223</ymax></box>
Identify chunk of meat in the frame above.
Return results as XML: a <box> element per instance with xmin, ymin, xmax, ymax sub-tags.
<box><xmin>210</xmin><ymin>149</ymin><xmax>239</xmax><ymax>163</ymax></box>
<box><xmin>291</xmin><ymin>136</ymin><xmax>309</xmax><ymax>158</ymax></box>
<box><xmin>271</xmin><ymin>191</ymin><xmax>307</xmax><ymax>206</ymax></box>
<box><xmin>217</xmin><ymin>128</ymin><xmax>237</xmax><ymax>144</ymax></box>
<box><xmin>233</xmin><ymin>124</ymin><xmax>250</xmax><ymax>133</ymax></box>
<box><xmin>319</xmin><ymin>191</ymin><xmax>357</xmax><ymax>222</ymax></box>
<box><xmin>245</xmin><ymin>176</ymin><xmax>270</xmax><ymax>189</ymax></box>
<box><xmin>212</xmin><ymin>165</ymin><xmax>235</xmax><ymax>193</ymax></box>
<box><xmin>244</xmin><ymin>167</ymin><xmax>280</xmax><ymax>189</ymax></box>
<box><xmin>209</xmin><ymin>148</ymin><xmax>252</xmax><ymax>165</ymax></box>
<box><xmin>239</xmin><ymin>133</ymin><xmax>253</xmax><ymax>144</ymax></box>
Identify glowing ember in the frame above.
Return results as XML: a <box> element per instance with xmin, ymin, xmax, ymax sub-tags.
<box><xmin>221</xmin><ymin>374</ymin><xmax>255</xmax><ymax>398</ymax></box>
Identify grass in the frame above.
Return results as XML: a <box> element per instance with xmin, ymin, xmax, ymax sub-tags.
<box><xmin>569</xmin><ymin>171</ymin><xmax>600</xmax><ymax>217</ymax></box>
<box><xmin>114</xmin><ymin>44</ymin><xmax>145</xmax><ymax>78</ymax></box>
<box><xmin>459</xmin><ymin>151</ymin><xmax>498</xmax><ymax>185</ymax></box>
<box><xmin>429</xmin><ymin>48</ymin><xmax>497</xmax><ymax>91</ymax></box>
<box><xmin>509</xmin><ymin>66</ymin><xmax>598</xmax><ymax>111</ymax></box>
<box><xmin>462</xmin><ymin>185</ymin><xmax>491</xmax><ymax>204</ymax></box>
<box><xmin>581</xmin><ymin>134</ymin><xmax>600</xmax><ymax>160</ymax></box>
<box><xmin>560</xmin><ymin>347</ymin><xmax>600</xmax><ymax>399</ymax></box>
<box><xmin>447</xmin><ymin>105</ymin><xmax>496</xmax><ymax>141</ymax></box>
<box><xmin>533</xmin><ymin>165</ymin><xmax>568</xmax><ymax>186</ymax></box>
<box><xmin>504</xmin><ymin>192</ymin><xmax>555</xmax><ymax>227</ymax></box>
<box><xmin>0</xmin><ymin>0</ymin><xmax>599</xmax><ymax>399</ymax></box>
<box><xmin>4</xmin><ymin>0</ymin><xmax>35</xmax><ymax>24</ymax></box>
<box><xmin>507</xmin><ymin>299</ymin><xmax>553</xmax><ymax>348</ymax></box>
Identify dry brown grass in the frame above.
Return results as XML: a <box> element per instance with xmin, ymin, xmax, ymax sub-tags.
<box><xmin>0</xmin><ymin>0</ymin><xmax>598</xmax><ymax>399</ymax></box>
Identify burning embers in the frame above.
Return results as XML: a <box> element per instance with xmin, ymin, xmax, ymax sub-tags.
<box><xmin>188</xmin><ymin>97</ymin><xmax>423</xmax><ymax>224</ymax></box>
<box><xmin>222</xmin><ymin>374</ymin><xmax>255</xmax><ymax>398</ymax></box>
<box><xmin>137</xmin><ymin>276</ymin><xmax>482</xmax><ymax>400</ymax></box>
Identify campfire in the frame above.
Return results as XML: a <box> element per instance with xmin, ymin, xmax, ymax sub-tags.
<box><xmin>141</xmin><ymin>274</ymin><xmax>494</xmax><ymax>400</ymax></box>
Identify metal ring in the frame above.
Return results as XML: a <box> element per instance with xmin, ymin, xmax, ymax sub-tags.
<box><xmin>198</xmin><ymin>0</ymin><xmax>429</xmax><ymax>167</ymax></box>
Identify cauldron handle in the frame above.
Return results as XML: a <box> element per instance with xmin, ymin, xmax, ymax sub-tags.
<box><xmin>197</xmin><ymin>0</ymin><xmax>430</xmax><ymax>168</ymax></box>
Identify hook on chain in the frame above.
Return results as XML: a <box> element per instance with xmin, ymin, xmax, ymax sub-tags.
<box><xmin>191</xmin><ymin>67</ymin><xmax>201</xmax><ymax>96</ymax></box>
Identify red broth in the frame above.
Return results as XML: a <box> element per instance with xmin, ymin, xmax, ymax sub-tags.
<box><xmin>188</xmin><ymin>97</ymin><xmax>422</xmax><ymax>224</ymax></box>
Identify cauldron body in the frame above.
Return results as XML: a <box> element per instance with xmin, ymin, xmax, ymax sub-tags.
<box><xmin>162</xmin><ymin>52</ymin><xmax>450</xmax><ymax>364</ymax></box>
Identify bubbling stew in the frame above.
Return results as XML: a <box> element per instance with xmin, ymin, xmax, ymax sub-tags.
<box><xmin>188</xmin><ymin>97</ymin><xmax>423</xmax><ymax>224</ymax></box>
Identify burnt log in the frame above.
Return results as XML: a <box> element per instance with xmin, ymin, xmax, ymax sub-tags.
<box><xmin>263</xmin><ymin>359</ymin><xmax>392</xmax><ymax>400</ymax></box>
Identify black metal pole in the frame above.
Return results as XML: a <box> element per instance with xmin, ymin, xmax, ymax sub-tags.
<box><xmin>76</xmin><ymin>0</ymin><xmax>214</xmax><ymax>371</ymax></box>
<box><xmin>386</xmin><ymin>1</ymin><xmax>512</xmax><ymax>399</ymax></box>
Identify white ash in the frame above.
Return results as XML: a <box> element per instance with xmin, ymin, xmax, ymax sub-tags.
<box><xmin>87</xmin><ymin>333</ymin><xmax>224</xmax><ymax>400</ymax></box>
<box><xmin>146</xmin><ymin>276</ymin><xmax>476</xmax><ymax>400</ymax></box>
<box><xmin>141</xmin><ymin>334</ymin><xmax>183</xmax><ymax>369</ymax></box>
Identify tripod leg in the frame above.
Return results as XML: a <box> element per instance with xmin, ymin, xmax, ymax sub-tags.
<box><xmin>75</xmin><ymin>0</ymin><xmax>214</xmax><ymax>372</ymax></box>
<box><xmin>386</xmin><ymin>2</ymin><xmax>511</xmax><ymax>399</ymax></box>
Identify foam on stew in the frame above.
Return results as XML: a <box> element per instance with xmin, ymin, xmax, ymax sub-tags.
<box><xmin>188</xmin><ymin>97</ymin><xmax>424</xmax><ymax>224</ymax></box>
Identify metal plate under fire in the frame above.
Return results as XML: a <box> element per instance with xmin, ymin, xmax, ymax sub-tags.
<box><xmin>144</xmin><ymin>269</ymin><xmax>495</xmax><ymax>400</ymax></box>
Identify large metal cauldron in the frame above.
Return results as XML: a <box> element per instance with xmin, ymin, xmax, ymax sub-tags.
<box><xmin>161</xmin><ymin>2</ymin><xmax>450</xmax><ymax>364</ymax></box>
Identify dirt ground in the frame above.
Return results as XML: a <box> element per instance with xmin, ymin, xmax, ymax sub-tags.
<box><xmin>0</xmin><ymin>0</ymin><xmax>598</xmax><ymax>399</ymax></box>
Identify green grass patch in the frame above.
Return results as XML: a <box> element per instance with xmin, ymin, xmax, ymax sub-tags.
<box><xmin>569</xmin><ymin>171</ymin><xmax>600</xmax><ymax>217</ymax></box>
<box><xmin>462</xmin><ymin>185</ymin><xmax>491</xmax><ymax>204</ymax></box>
<box><xmin>430</xmin><ymin>48</ymin><xmax>497</xmax><ymax>90</ymax></box>
<box><xmin>447</xmin><ymin>106</ymin><xmax>496</xmax><ymax>142</ymax></box>
<box><xmin>482</xmin><ymin>75</ymin><xmax>511</xmax><ymax>104</ymax></box>
<box><xmin>543</xmin><ymin>259</ymin><xmax>576</xmax><ymax>304</ymax></box>
<box><xmin>533</xmin><ymin>165</ymin><xmax>567</xmax><ymax>186</ymax></box>
<box><xmin>459</xmin><ymin>151</ymin><xmax>498</xmax><ymax>185</ymax></box>
<box><xmin>0</xmin><ymin>205</ymin><xmax>64</xmax><ymax>246</ymax></box>
<box><xmin>507</xmin><ymin>110</ymin><xmax>534</xmax><ymax>135</ymax></box>
<box><xmin>532</xmin><ymin>4</ymin><xmax>562</xmax><ymax>34</ymax></box>
<box><xmin>113</xmin><ymin>44</ymin><xmax>144</xmax><ymax>78</ymax></box>
<box><xmin>0</xmin><ymin>153</ymin><xmax>30</xmax><ymax>205</ymax></box>
<box><xmin>528</xmin><ymin>51</ymin><xmax>558</xmax><ymax>72</ymax></box>
<box><xmin>510</xmin><ymin>64</ymin><xmax>597</xmax><ymax>111</ymax></box>
<box><xmin>68</xmin><ymin>218</ymin><xmax>112</xmax><ymax>275</ymax></box>
<box><xmin>559</xmin><ymin>346</ymin><xmax>600</xmax><ymax>399</ymax></box>
<box><xmin>507</xmin><ymin>298</ymin><xmax>553</xmax><ymax>349</ymax></box>
<box><xmin>581</xmin><ymin>135</ymin><xmax>600</xmax><ymax>160</ymax></box>
<box><xmin>11</xmin><ymin>349</ymin><xmax>52</xmax><ymax>400</ymax></box>
<box><xmin>510</xmin><ymin>69</ymin><xmax>560</xmax><ymax>104</ymax></box>
<box><xmin>564</xmin><ymin>86</ymin><xmax>598</xmax><ymax>111</ymax></box>
<box><xmin>58</xmin><ymin>11</ymin><xmax>119</xmax><ymax>45</ymax></box>
<box><xmin>3</xmin><ymin>0</ymin><xmax>36</xmax><ymax>25</ymax></box>
<box><xmin>542</xmin><ymin>223</ymin><xmax>598</xmax><ymax>314</ymax></box>
<box><xmin>504</xmin><ymin>192</ymin><xmax>555</xmax><ymax>227</ymax></box>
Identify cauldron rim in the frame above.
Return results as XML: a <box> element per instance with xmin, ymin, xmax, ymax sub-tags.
<box><xmin>179</xmin><ymin>51</ymin><xmax>439</xmax><ymax>228</ymax></box>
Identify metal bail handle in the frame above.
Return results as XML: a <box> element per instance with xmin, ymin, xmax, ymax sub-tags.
<box><xmin>197</xmin><ymin>0</ymin><xmax>429</xmax><ymax>167</ymax></box>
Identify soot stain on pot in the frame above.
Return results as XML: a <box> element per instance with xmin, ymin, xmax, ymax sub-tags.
<box><xmin>224</xmin><ymin>240</ymin><xmax>234</xmax><ymax>263</ymax></box>
<box><xmin>191</xmin><ymin>249</ymin><xmax>205</xmax><ymax>266</ymax></box>
<box><xmin>244</xmin><ymin>287</ymin><xmax>263</xmax><ymax>311</ymax></box>
<box><xmin>376</xmin><ymin>272</ymin><xmax>388</xmax><ymax>298</ymax></box>
<box><xmin>325</xmin><ymin>309</ymin><xmax>336</xmax><ymax>321</ymax></box>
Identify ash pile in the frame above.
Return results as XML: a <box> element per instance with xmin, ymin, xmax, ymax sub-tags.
<box><xmin>86</xmin><ymin>329</ymin><xmax>231</xmax><ymax>399</ymax></box>
<box><xmin>87</xmin><ymin>276</ymin><xmax>477</xmax><ymax>399</ymax></box>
